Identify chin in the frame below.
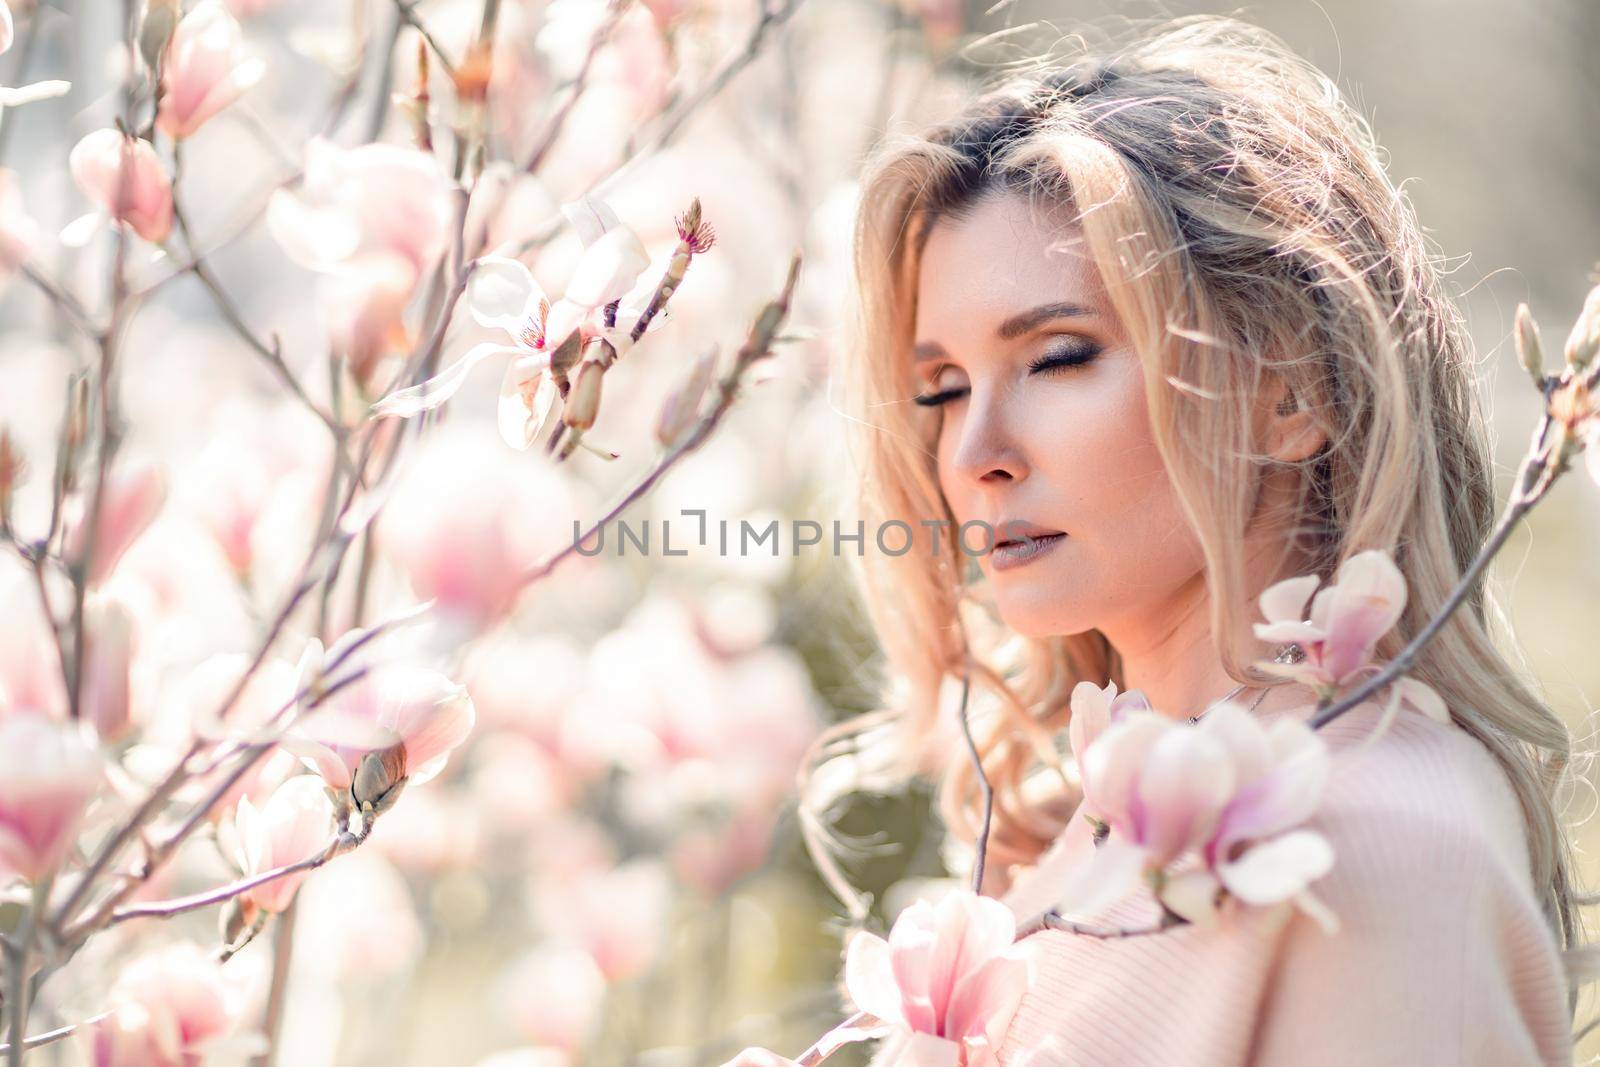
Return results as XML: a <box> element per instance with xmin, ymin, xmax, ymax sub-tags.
<box><xmin>989</xmin><ymin>595</ymin><xmax>1094</xmax><ymax>641</ymax></box>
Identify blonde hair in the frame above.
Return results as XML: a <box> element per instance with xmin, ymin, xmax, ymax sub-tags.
<box><xmin>806</xmin><ymin>12</ymin><xmax>1591</xmax><ymax>1023</ymax></box>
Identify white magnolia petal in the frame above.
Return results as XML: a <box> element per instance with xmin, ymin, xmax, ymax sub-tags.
<box><xmin>563</xmin><ymin>224</ymin><xmax>650</xmax><ymax>308</ymax></box>
<box><xmin>1216</xmin><ymin>829</ymin><xmax>1334</xmax><ymax>906</ymax></box>
<box><xmin>1292</xmin><ymin>886</ymin><xmax>1342</xmax><ymax>935</ymax></box>
<box><xmin>544</xmin><ymin>299</ymin><xmax>587</xmax><ymax>353</ymax></box>
<box><xmin>369</xmin><ymin>342</ymin><xmax>518</xmax><ymax>417</ymax></box>
<box><xmin>497</xmin><ymin>358</ymin><xmax>557</xmax><ymax>450</ymax></box>
<box><xmin>466</xmin><ymin>255</ymin><xmax>545</xmax><ymax>333</ymax></box>
<box><xmin>1054</xmin><ymin>834</ymin><xmax>1147</xmax><ymax>920</ymax></box>
<box><xmin>1159</xmin><ymin>868</ymin><xmax>1223</xmax><ymax>927</ymax></box>
<box><xmin>560</xmin><ymin>194</ymin><xmax>622</xmax><ymax>246</ymax></box>
<box><xmin>59</xmin><ymin>211</ymin><xmax>106</xmax><ymax>248</ymax></box>
<box><xmin>0</xmin><ymin>79</ymin><xmax>71</xmax><ymax>107</ymax></box>
<box><xmin>266</xmin><ymin>188</ymin><xmax>360</xmax><ymax>272</ymax></box>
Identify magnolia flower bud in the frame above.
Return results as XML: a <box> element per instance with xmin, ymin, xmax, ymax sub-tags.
<box><xmin>139</xmin><ymin>0</ymin><xmax>182</xmax><ymax>76</ymax></box>
<box><xmin>0</xmin><ymin>427</ymin><xmax>21</xmax><ymax>527</ymax></box>
<box><xmin>352</xmin><ymin>745</ymin><xmax>408</xmax><ymax>815</ymax></box>
<box><xmin>562</xmin><ymin>358</ymin><xmax>604</xmax><ymax>432</ymax></box>
<box><xmin>1515</xmin><ymin>303</ymin><xmax>1545</xmax><ymax>387</ymax></box>
<box><xmin>655</xmin><ymin>346</ymin><xmax>718</xmax><ymax>449</ymax></box>
<box><xmin>1564</xmin><ymin>283</ymin><xmax>1600</xmax><ymax>370</ymax></box>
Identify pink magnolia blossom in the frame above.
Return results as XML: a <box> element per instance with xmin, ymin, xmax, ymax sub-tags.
<box><xmin>0</xmin><ymin>167</ymin><xmax>39</xmax><ymax>277</ymax></box>
<box><xmin>68</xmin><ymin>129</ymin><xmax>174</xmax><ymax>244</ymax></box>
<box><xmin>66</xmin><ymin>456</ymin><xmax>167</xmax><ymax>587</ymax></box>
<box><xmin>0</xmin><ymin>712</ymin><xmax>102</xmax><ymax>883</ymax></box>
<box><xmin>232</xmin><ymin>774</ymin><xmax>335</xmax><ymax>915</ymax></box>
<box><xmin>287</xmin><ymin>646</ymin><xmax>475</xmax><ymax>812</ymax></box>
<box><xmin>1065</xmin><ymin>678</ymin><xmax>1152</xmax><ymax>768</ymax></box>
<box><xmin>0</xmin><ymin>2</ymin><xmax>10</xmax><ymax>54</ymax></box>
<box><xmin>88</xmin><ymin>943</ymin><xmax>245</xmax><ymax>1067</ymax></box>
<box><xmin>267</xmin><ymin>138</ymin><xmax>453</xmax><ymax>279</ymax></box>
<box><xmin>156</xmin><ymin>0</ymin><xmax>266</xmax><ymax>139</ymax></box>
<box><xmin>370</xmin><ymin>196</ymin><xmax>660</xmax><ymax>448</ymax></box>
<box><xmin>267</xmin><ymin>139</ymin><xmax>453</xmax><ymax>366</ymax></box>
<box><xmin>1061</xmin><ymin>704</ymin><xmax>1338</xmax><ymax>933</ymax></box>
<box><xmin>81</xmin><ymin>594</ymin><xmax>136</xmax><ymax>741</ymax></box>
<box><xmin>835</xmin><ymin>890</ymin><xmax>1032</xmax><ymax>1067</ymax></box>
<box><xmin>1252</xmin><ymin>550</ymin><xmax>1448</xmax><ymax>726</ymax></box>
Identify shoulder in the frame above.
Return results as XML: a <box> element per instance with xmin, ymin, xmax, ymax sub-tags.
<box><xmin>1247</xmin><ymin>700</ymin><xmax>1572</xmax><ymax>1066</ymax></box>
<box><xmin>1303</xmin><ymin>698</ymin><xmax>1535</xmax><ymax>898</ymax></box>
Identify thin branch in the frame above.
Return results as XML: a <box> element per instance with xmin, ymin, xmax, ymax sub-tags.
<box><xmin>392</xmin><ymin>0</ymin><xmax>459</xmax><ymax>79</ymax></box>
<box><xmin>514</xmin><ymin>253</ymin><xmax>802</xmax><ymax>591</ymax></box>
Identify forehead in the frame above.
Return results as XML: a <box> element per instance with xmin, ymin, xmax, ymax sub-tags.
<box><xmin>913</xmin><ymin>191</ymin><xmax>1107</xmax><ymax>337</ymax></box>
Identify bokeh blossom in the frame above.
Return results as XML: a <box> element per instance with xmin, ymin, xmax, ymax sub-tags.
<box><xmin>155</xmin><ymin>0</ymin><xmax>266</xmax><ymax>139</ymax></box>
<box><xmin>0</xmin><ymin>711</ymin><xmax>102</xmax><ymax>883</ymax></box>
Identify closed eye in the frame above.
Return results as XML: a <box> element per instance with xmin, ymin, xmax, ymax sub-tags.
<box><xmin>913</xmin><ymin>339</ymin><xmax>1100</xmax><ymax>406</ymax></box>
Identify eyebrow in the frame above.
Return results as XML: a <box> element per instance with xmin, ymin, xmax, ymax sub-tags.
<box><xmin>913</xmin><ymin>301</ymin><xmax>1093</xmax><ymax>362</ymax></box>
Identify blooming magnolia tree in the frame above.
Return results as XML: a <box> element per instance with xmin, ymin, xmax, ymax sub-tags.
<box><xmin>0</xmin><ymin>0</ymin><xmax>928</xmax><ymax>1061</ymax></box>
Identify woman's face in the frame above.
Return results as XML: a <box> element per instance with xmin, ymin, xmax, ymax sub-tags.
<box><xmin>911</xmin><ymin>191</ymin><xmax>1209</xmax><ymax>642</ymax></box>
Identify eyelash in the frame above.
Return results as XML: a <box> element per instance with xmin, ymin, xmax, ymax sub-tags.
<box><xmin>912</xmin><ymin>341</ymin><xmax>1101</xmax><ymax>407</ymax></box>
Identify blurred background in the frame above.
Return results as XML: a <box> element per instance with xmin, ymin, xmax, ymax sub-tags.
<box><xmin>0</xmin><ymin>0</ymin><xmax>1597</xmax><ymax>1064</ymax></box>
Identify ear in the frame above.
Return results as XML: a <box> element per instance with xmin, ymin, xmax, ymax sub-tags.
<box><xmin>1260</xmin><ymin>377</ymin><xmax>1327</xmax><ymax>463</ymax></box>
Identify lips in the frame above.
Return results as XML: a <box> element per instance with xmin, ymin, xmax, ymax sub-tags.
<box><xmin>993</xmin><ymin>521</ymin><xmax>1065</xmax><ymax>548</ymax></box>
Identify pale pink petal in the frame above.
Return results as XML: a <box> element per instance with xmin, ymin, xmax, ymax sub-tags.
<box><xmin>370</xmin><ymin>341</ymin><xmax>520</xmax><ymax>417</ymax></box>
<box><xmin>279</xmin><ymin>735</ymin><xmax>356</xmax><ymax>791</ymax></box>
<box><xmin>924</xmin><ymin>893</ymin><xmax>1015</xmax><ymax>1021</ymax></box>
<box><xmin>943</xmin><ymin>954</ymin><xmax>1028</xmax><ymax>1044</ymax></box>
<box><xmin>1217</xmin><ymin>828</ymin><xmax>1334</xmax><ymax>906</ymax></box>
<box><xmin>895</xmin><ymin>1033</ymin><xmax>962</xmax><ymax>1067</ymax></box>
<box><xmin>1079</xmin><ymin>713</ymin><xmax>1167</xmax><ymax>830</ymax></box>
<box><xmin>1258</xmin><ymin>573</ymin><xmax>1321</xmax><ymax>624</ymax></box>
<box><xmin>1251</xmin><ymin>619</ymin><xmax>1326</xmax><ymax>645</ymax></box>
<box><xmin>887</xmin><ymin>903</ymin><xmax>939</xmax><ymax>1033</ymax></box>
<box><xmin>396</xmin><ymin>685</ymin><xmax>474</xmax><ymax>777</ymax></box>
<box><xmin>1135</xmin><ymin>726</ymin><xmax>1234</xmax><ymax>864</ymax></box>
<box><xmin>1394</xmin><ymin>675</ymin><xmax>1449</xmax><ymax>724</ymax></box>
<box><xmin>843</xmin><ymin>930</ymin><xmax>905</xmax><ymax>1025</ymax></box>
<box><xmin>0</xmin><ymin>2</ymin><xmax>12</xmax><ymax>55</ymax></box>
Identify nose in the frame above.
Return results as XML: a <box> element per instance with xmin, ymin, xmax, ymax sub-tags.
<box><xmin>948</xmin><ymin>389</ymin><xmax>1027</xmax><ymax>488</ymax></box>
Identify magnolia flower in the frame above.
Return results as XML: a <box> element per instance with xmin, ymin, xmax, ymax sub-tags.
<box><xmin>268</xmin><ymin>139</ymin><xmax>454</xmax><ymax>366</ymax></box>
<box><xmin>0</xmin><ymin>712</ymin><xmax>102</xmax><ymax>883</ymax></box>
<box><xmin>287</xmin><ymin>647</ymin><xmax>475</xmax><ymax>815</ymax></box>
<box><xmin>156</xmin><ymin>0</ymin><xmax>266</xmax><ymax>139</ymax></box>
<box><xmin>1252</xmin><ymin>550</ymin><xmax>1448</xmax><ymax>725</ymax></box>
<box><xmin>88</xmin><ymin>943</ymin><xmax>245</xmax><ymax>1067</ymax></box>
<box><xmin>1061</xmin><ymin>704</ymin><xmax>1338</xmax><ymax>933</ymax></box>
<box><xmin>65</xmin><ymin>456</ymin><xmax>167</xmax><ymax>586</ymax></box>
<box><xmin>370</xmin><ymin>196</ymin><xmax>660</xmax><ymax>449</ymax></box>
<box><xmin>69</xmin><ymin>129</ymin><xmax>174</xmax><ymax>244</ymax></box>
<box><xmin>232</xmin><ymin>774</ymin><xmax>335</xmax><ymax>915</ymax></box>
<box><xmin>833</xmin><ymin>890</ymin><xmax>1032</xmax><ymax>1067</ymax></box>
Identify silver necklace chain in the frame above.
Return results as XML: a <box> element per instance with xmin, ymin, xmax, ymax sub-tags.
<box><xmin>1185</xmin><ymin>642</ymin><xmax>1306</xmax><ymax>725</ymax></box>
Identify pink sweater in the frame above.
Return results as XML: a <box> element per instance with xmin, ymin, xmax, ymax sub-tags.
<box><xmin>990</xmin><ymin>698</ymin><xmax>1575</xmax><ymax>1066</ymax></box>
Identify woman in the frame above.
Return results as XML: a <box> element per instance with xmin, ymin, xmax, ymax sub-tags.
<box><xmin>726</xmin><ymin>14</ymin><xmax>1586</xmax><ymax>1065</ymax></box>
